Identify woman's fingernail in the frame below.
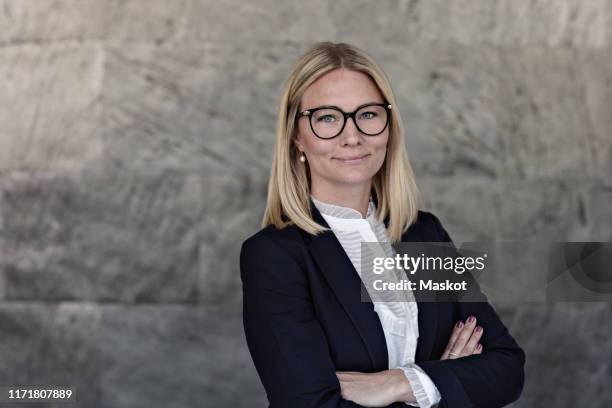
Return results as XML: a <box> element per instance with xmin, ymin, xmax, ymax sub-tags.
<box><xmin>477</xmin><ymin>343</ymin><xmax>482</xmax><ymax>350</ymax></box>
<box><xmin>456</xmin><ymin>321</ymin><xmax>464</xmax><ymax>329</ymax></box>
<box><xmin>467</xmin><ymin>316</ymin><xmax>476</xmax><ymax>323</ymax></box>
<box><xmin>475</xmin><ymin>326</ymin><xmax>482</xmax><ymax>333</ymax></box>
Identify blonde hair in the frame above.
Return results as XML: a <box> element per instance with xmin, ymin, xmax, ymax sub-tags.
<box><xmin>261</xmin><ymin>41</ymin><xmax>422</xmax><ymax>243</ymax></box>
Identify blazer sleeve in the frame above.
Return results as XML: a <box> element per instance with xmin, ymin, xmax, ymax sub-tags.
<box><xmin>240</xmin><ymin>234</ymin><xmax>404</xmax><ymax>408</ymax></box>
<box><xmin>416</xmin><ymin>214</ymin><xmax>526</xmax><ymax>408</ymax></box>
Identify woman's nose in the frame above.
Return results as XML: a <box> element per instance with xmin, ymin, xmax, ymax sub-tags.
<box><xmin>339</xmin><ymin>116</ymin><xmax>361</xmax><ymax>145</ymax></box>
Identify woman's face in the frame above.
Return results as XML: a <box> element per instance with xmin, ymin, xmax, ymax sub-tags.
<box><xmin>294</xmin><ymin>68</ymin><xmax>389</xmax><ymax>195</ymax></box>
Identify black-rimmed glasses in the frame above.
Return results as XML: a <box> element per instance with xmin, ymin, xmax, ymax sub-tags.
<box><xmin>297</xmin><ymin>102</ymin><xmax>392</xmax><ymax>140</ymax></box>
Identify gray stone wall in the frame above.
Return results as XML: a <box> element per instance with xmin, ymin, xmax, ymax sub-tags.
<box><xmin>0</xmin><ymin>1</ymin><xmax>610</xmax><ymax>407</ymax></box>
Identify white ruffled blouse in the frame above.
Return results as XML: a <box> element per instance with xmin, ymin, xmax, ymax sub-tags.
<box><xmin>311</xmin><ymin>194</ymin><xmax>441</xmax><ymax>407</ymax></box>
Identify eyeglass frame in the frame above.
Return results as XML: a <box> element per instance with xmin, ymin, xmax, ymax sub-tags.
<box><xmin>296</xmin><ymin>102</ymin><xmax>392</xmax><ymax>140</ymax></box>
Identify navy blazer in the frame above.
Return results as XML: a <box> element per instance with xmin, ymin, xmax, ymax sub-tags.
<box><xmin>240</xmin><ymin>196</ymin><xmax>525</xmax><ymax>407</ymax></box>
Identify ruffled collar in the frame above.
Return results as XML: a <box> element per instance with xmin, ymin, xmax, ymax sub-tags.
<box><xmin>310</xmin><ymin>194</ymin><xmax>376</xmax><ymax>220</ymax></box>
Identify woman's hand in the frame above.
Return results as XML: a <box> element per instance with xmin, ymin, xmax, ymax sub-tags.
<box><xmin>336</xmin><ymin>369</ymin><xmax>415</xmax><ymax>407</ymax></box>
<box><xmin>440</xmin><ymin>315</ymin><xmax>484</xmax><ymax>359</ymax></box>
<box><xmin>335</xmin><ymin>316</ymin><xmax>484</xmax><ymax>405</ymax></box>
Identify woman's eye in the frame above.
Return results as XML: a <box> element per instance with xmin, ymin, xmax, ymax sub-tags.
<box><xmin>318</xmin><ymin>115</ymin><xmax>336</xmax><ymax>123</ymax></box>
<box><xmin>360</xmin><ymin>111</ymin><xmax>377</xmax><ymax>120</ymax></box>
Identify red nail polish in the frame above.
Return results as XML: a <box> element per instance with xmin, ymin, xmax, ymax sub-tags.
<box><xmin>456</xmin><ymin>321</ymin><xmax>463</xmax><ymax>329</ymax></box>
<box><xmin>477</xmin><ymin>343</ymin><xmax>482</xmax><ymax>349</ymax></box>
<box><xmin>475</xmin><ymin>326</ymin><xmax>482</xmax><ymax>333</ymax></box>
<box><xmin>468</xmin><ymin>316</ymin><xmax>476</xmax><ymax>323</ymax></box>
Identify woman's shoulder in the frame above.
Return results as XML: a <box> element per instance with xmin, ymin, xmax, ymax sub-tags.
<box><xmin>239</xmin><ymin>223</ymin><xmax>310</xmax><ymax>284</ymax></box>
<box><xmin>414</xmin><ymin>209</ymin><xmax>443</xmax><ymax>227</ymax></box>
<box><xmin>408</xmin><ymin>209</ymin><xmax>451</xmax><ymax>242</ymax></box>
<box><xmin>240</xmin><ymin>222</ymin><xmax>306</xmax><ymax>259</ymax></box>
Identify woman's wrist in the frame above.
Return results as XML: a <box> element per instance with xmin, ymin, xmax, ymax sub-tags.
<box><xmin>388</xmin><ymin>368</ymin><xmax>416</xmax><ymax>403</ymax></box>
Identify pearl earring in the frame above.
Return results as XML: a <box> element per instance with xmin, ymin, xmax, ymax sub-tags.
<box><xmin>300</xmin><ymin>154</ymin><xmax>306</xmax><ymax>163</ymax></box>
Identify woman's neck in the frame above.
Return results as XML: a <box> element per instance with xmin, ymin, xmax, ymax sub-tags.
<box><xmin>310</xmin><ymin>183</ymin><xmax>372</xmax><ymax>219</ymax></box>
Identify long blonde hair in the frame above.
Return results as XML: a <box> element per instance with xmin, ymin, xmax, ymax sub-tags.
<box><xmin>261</xmin><ymin>41</ymin><xmax>421</xmax><ymax>243</ymax></box>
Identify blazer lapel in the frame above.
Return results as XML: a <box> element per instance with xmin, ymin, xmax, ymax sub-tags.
<box><xmin>305</xmin><ymin>198</ymin><xmax>389</xmax><ymax>371</ymax></box>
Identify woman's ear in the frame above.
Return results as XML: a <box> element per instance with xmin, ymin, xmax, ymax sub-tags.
<box><xmin>293</xmin><ymin>132</ymin><xmax>304</xmax><ymax>153</ymax></box>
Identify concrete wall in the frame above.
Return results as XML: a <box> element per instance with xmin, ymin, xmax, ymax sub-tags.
<box><xmin>0</xmin><ymin>1</ymin><xmax>611</xmax><ymax>406</ymax></box>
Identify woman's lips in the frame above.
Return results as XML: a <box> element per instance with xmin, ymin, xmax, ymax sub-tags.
<box><xmin>333</xmin><ymin>153</ymin><xmax>370</xmax><ymax>164</ymax></box>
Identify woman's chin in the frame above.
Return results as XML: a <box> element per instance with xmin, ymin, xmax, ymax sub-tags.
<box><xmin>329</xmin><ymin>174</ymin><xmax>375</xmax><ymax>186</ymax></box>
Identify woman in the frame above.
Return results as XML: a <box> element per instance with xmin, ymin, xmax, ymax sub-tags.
<box><xmin>240</xmin><ymin>42</ymin><xmax>525</xmax><ymax>408</ymax></box>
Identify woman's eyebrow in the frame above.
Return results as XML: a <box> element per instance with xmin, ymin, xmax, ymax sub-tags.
<box><xmin>308</xmin><ymin>101</ymin><xmax>384</xmax><ymax>110</ymax></box>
